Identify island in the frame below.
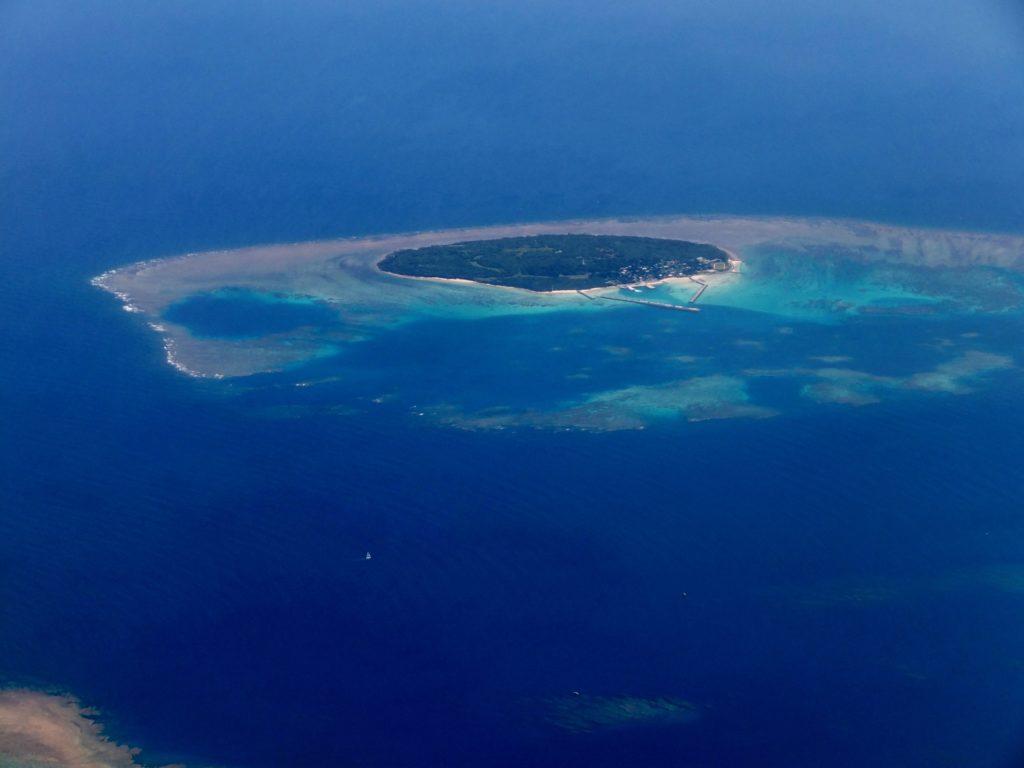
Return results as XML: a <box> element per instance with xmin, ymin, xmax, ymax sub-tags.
<box><xmin>378</xmin><ymin>234</ymin><xmax>730</xmax><ymax>292</ymax></box>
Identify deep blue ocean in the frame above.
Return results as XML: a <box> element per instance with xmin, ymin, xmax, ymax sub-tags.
<box><xmin>3</xmin><ymin>1</ymin><xmax>1024</xmax><ymax>766</ymax></box>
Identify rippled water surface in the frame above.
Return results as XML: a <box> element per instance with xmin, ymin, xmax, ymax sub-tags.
<box><xmin>3</xmin><ymin>1</ymin><xmax>1024</xmax><ymax>766</ymax></box>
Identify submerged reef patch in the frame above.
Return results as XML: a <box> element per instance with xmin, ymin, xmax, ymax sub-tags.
<box><xmin>747</xmin><ymin>350</ymin><xmax>1013</xmax><ymax>406</ymax></box>
<box><xmin>427</xmin><ymin>346</ymin><xmax>1014</xmax><ymax>432</ymax></box>
<box><xmin>0</xmin><ymin>689</ymin><xmax>182</xmax><ymax>768</ymax></box>
<box><xmin>542</xmin><ymin>693</ymin><xmax>699</xmax><ymax>733</ymax></box>
<box><xmin>781</xmin><ymin>562</ymin><xmax>1024</xmax><ymax>610</ymax></box>
<box><xmin>427</xmin><ymin>375</ymin><xmax>775</xmax><ymax>432</ymax></box>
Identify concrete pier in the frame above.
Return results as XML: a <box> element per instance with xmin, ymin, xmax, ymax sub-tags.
<box><xmin>599</xmin><ymin>295</ymin><xmax>700</xmax><ymax>313</ymax></box>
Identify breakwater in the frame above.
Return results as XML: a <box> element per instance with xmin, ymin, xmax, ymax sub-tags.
<box><xmin>576</xmin><ymin>289</ymin><xmax>700</xmax><ymax>313</ymax></box>
<box><xmin>599</xmin><ymin>295</ymin><xmax>701</xmax><ymax>313</ymax></box>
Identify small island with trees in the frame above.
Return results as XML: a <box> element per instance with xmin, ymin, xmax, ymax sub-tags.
<box><xmin>378</xmin><ymin>234</ymin><xmax>731</xmax><ymax>292</ymax></box>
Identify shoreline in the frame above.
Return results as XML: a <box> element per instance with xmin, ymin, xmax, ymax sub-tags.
<box><xmin>371</xmin><ymin>260</ymin><xmax>742</xmax><ymax>299</ymax></box>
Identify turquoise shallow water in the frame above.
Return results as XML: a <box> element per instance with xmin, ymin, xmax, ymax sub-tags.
<box><xmin>213</xmin><ymin>280</ymin><xmax>1020</xmax><ymax>430</ymax></box>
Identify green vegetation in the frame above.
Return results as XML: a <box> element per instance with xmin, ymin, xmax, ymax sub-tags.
<box><xmin>378</xmin><ymin>234</ymin><xmax>729</xmax><ymax>291</ymax></box>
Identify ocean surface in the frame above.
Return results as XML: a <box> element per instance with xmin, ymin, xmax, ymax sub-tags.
<box><xmin>3</xmin><ymin>1</ymin><xmax>1024</xmax><ymax>766</ymax></box>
